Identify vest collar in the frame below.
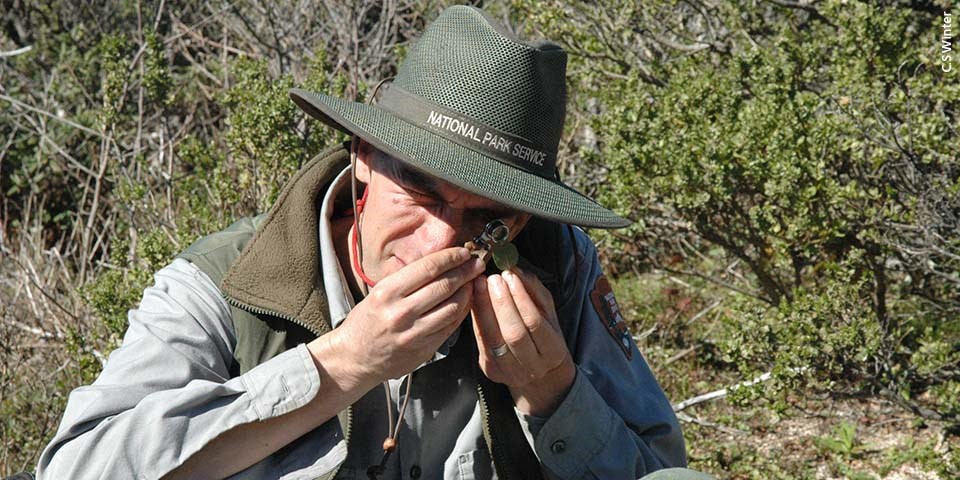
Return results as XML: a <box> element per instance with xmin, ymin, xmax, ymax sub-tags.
<box><xmin>220</xmin><ymin>145</ymin><xmax>350</xmax><ymax>336</ymax></box>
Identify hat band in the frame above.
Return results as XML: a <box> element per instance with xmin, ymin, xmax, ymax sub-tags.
<box><xmin>377</xmin><ymin>86</ymin><xmax>556</xmax><ymax>178</ymax></box>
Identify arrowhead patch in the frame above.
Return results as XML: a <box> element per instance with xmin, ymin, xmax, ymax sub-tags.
<box><xmin>590</xmin><ymin>275</ymin><xmax>633</xmax><ymax>360</ymax></box>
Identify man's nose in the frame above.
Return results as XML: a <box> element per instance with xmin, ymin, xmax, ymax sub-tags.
<box><xmin>417</xmin><ymin>212</ymin><xmax>461</xmax><ymax>254</ymax></box>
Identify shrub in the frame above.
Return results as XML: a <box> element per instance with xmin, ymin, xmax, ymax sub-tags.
<box><xmin>518</xmin><ymin>0</ymin><xmax>960</xmax><ymax>422</ymax></box>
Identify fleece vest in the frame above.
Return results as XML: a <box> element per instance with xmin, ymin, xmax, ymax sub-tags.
<box><xmin>177</xmin><ymin>144</ymin><xmax>565</xmax><ymax>480</ymax></box>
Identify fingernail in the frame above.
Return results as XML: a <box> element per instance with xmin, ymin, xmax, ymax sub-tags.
<box><xmin>487</xmin><ymin>275</ymin><xmax>505</xmax><ymax>298</ymax></box>
<box><xmin>502</xmin><ymin>270</ymin><xmax>518</xmax><ymax>288</ymax></box>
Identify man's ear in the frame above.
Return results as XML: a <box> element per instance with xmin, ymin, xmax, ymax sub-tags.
<box><xmin>353</xmin><ymin>138</ymin><xmax>373</xmax><ymax>183</ymax></box>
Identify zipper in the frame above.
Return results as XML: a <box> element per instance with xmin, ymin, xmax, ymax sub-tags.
<box><xmin>224</xmin><ymin>293</ymin><xmax>353</xmax><ymax>480</ymax></box>
<box><xmin>476</xmin><ymin>382</ymin><xmax>510</xmax><ymax>480</ymax></box>
<box><xmin>224</xmin><ymin>294</ymin><xmax>320</xmax><ymax>337</ymax></box>
<box><xmin>336</xmin><ymin>406</ymin><xmax>353</xmax><ymax>480</ymax></box>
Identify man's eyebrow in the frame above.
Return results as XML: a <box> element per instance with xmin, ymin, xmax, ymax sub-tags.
<box><xmin>391</xmin><ymin>160</ymin><xmax>517</xmax><ymax>217</ymax></box>
<box><xmin>476</xmin><ymin>206</ymin><xmax>515</xmax><ymax>218</ymax></box>
<box><xmin>394</xmin><ymin>162</ymin><xmax>442</xmax><ymax>197</ymax></box>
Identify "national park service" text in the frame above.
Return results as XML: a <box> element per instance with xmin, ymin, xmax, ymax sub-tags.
<box><xmin>427</xmin><ymin>110</ymin><xmax>547</xmax><ymax>167</ymax></box>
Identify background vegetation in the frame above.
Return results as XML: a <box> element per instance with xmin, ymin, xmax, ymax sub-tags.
<box><xmin>1</xmin><ymin>0</ymin><xmax>957</xmax><ymax>477</ymax></box>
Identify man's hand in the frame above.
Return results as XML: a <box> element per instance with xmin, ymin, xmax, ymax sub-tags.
<box><xmin>471</xmin><ymin>268</ymin><xmax>576</xmax><ymax>417</ymax></box>
<box><xmin>314</xmin><ymin>247</ymin><xmax>486</xmax><ymax>390</ymax></box>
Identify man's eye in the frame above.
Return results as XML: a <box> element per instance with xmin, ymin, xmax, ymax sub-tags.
<box><xmin>400</xmin><ymin>185</ymin><xmax>426</xmax><ymax>197</ymax></box>
<box><xmin>469</xmin><ymin>210</ymin><xmax>506</xmax><ymax>226</ymax></box>
<box><xmin>407</xmin><ymin>189</ymin><xmax>440</xmax><ymax>205</ymax></box>
<box><xmin>473</xmin><ymin>211</ymin><xmax>495</xmax><ymax>222</ymax></box>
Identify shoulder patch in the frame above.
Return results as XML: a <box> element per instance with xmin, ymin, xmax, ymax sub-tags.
<box><xmin>589</xmin><ymin>275</ymin><xmax>633</xmax><ymax>360</ymax></box>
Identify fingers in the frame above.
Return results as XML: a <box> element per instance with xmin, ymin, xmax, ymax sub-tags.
<box><xmin>511</xmin><ymin>268</ymin><xmax>560</xmax><ymax>331</ymax></box>
<box><xmin>405</xmin><ymin>256</ymin><xmax>486</xmax><ymax>316</ymax></box>
<box><xmin>473</xmin><ymin>273</ymin><xmax>562</xmax><ymax>384</ymax></box>
<box><xmin>394</xmin><ymin>282</ymin><xmax>473</xmax><ymax>367</ymax></box>
<box><xmin>472</xmin><ymin>276</ymin><xmax>502</xmax><ymax>346</ymax></box>
<box><xmin>381</xmin><ymin>247</ymin><xmax>473</xmax><ymax>297</ymax></box>
<box><xmin>501</xmin><ymin>270</ymin><xmax>566</xmax><ymax>364</ymax></box>
<box><xmin>418</xmin><ymin>281</ymin><xmax>474</xmax><ymax>336</ymax></box>
<box><xmin>471</xmin><ymin>278</ymin><xmax>509</xmax><ymax>383</ymax></box>
<box><xmin>501</xmin><ymin>270</ymin><xmax>545</xmax><ymax>331</ymax></box>
<box><xmin>486</xmin><ymin>275</ymin><xmax>541</xmax><ymax>369</ymax></box>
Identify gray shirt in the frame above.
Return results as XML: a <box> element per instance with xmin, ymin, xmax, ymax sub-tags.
<box><xmin>37</xmin><ymin>168</ymin><xmax>686</xmax><ymax>479</ymax></box>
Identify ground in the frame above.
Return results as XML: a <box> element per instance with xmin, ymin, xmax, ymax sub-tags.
<box><xmin>618</xmin><ymin>272</ymin><xmax>957</xmax><ymax>480</ymax></box>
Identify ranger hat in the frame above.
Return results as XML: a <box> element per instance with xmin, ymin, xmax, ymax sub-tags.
<box><xmin>290</xmin><ymin>5</ymin><xmax>630</xmax><ymax>228</ymax></box>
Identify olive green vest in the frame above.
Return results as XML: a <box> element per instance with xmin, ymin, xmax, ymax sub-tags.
<box><xmin>178</xmin><ymin>144</ymin><xmax>552</xmax><ymax>480</ymax></box>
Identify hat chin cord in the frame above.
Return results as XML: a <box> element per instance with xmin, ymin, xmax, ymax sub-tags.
<box><xmin>348</xmin><ymin>168</ymin><xmax>376</xmax><ymax>289</ymax></box>
<box><xmin>347</xmin><ymin>78</ymin><xmax>410</xmax><ymax>480</ymax></box>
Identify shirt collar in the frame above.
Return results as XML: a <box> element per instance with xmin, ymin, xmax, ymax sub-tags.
<box><xmin>318</xmin><ymin>166</ymin><xmax>356</xmax><ymax>328</ymax></box>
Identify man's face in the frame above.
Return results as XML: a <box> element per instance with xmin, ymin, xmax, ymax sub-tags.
<box><xmin>354</xmin><ymin>141</ymin><xmax>531</xmax><ymax>283</ymax></box>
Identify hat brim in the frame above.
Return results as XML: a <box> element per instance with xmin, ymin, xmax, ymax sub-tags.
<box><xmin>290</xmin><ymin>88</ymin><xmax>630</xmax><ymax>229</ymax></box>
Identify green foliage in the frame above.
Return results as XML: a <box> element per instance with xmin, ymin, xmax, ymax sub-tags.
<box><xmin>514</xmin><ymin>2</ymin><xmax>960</xmax><ymax>475</ymax></box>
<box><xmin>221</xmin><ymin>57</ymin><xmax>330</xmax><ymax>211</ymax></box>
<box><xmin>99</xmin><ymin>34</ymin><xmax>131</xmax><ymax>129</ymax></box>
<box><xmin>143</xmin><ymin>30</ymin><xmax>172</xmax><ymax>106</ymax></box>
<box><xmin>79</xmin><ymin>55</ymin><xmax>340</xmax><ymax>351</ymax></box>
<box><xmin>718</xmin><ymin>255</ymin><xmax>884</xmax><ymax>406</ymax></box>
<box><xmin>816</xmin><ymin>421</ymin><xmax>862</xmax><ymax>458</ymax></box>
<box><xmin>522</xmin><ymin>0</ymin><xmax>960</xmax><ymax>425</ymax></box>
<box><xmin>4</xmin><ymin>0</ymin><xmax>959</xmax><ymax>476</ymax></box>
<box><xmin>79</xmin><ymin>235</ymin><xmax>155</xmax><ymax>341</ymax></box>
<box><xmin>877</xmin><ymin>436</ymin><xmax>942</xmax><ymax>477</ymax></box>
<box><xmin>2</xmin><ymin>0</ymin><xmax>413</xmax><ymax>473</ymax></box>
<box><xmin>175</xmin><ymin>135</ymin><xmax>235</xmax><ymax>232</ymax></box>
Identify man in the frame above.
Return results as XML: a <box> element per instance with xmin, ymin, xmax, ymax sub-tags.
<box><xmin>37</xmin><ymin>6</ymin><xmax>694</xmax><ymax>479</ymax></box>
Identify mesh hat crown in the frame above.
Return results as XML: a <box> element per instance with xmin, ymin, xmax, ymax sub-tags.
<box><xmin>290</xmin><ymin>5</ymin><xmax>629</xmax><ymax>228</ymax></box>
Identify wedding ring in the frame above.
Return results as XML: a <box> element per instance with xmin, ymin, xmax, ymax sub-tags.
<box><xmin>491</xmin><ymin>344</ymin><xmax>510</xmax><ymax>358</ymax></box>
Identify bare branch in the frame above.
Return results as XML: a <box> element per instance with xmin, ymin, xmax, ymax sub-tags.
<box><xmin>0</xmin><ymin>45</ymin><xmax>33</xmax><ymax>57</ymax></box>
<box><xmin>0</xmin><ymin>93</ymin><xmax>104</xmax><ymax>138</ymax></box>
<box><xmin>673</xmin><ymin>368</ymin><xmax>808</xmax><ymax>412</ymax></box>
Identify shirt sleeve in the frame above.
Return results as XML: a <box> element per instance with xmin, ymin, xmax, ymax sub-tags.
<box><xmin>35</xmin><ymin>258</ymin><xmax>325</xmax><ymax>479</ymax></box>
<box><xmin>515</xmin><ymin>228</ymin><xmax>687</xmax><ymax>479</ymax></box>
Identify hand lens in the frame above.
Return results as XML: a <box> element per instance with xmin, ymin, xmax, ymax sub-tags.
<box><xmin>466</xmin><ymin>219</ymin><xmax>519</xmax><ymax>271</ymax></box>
